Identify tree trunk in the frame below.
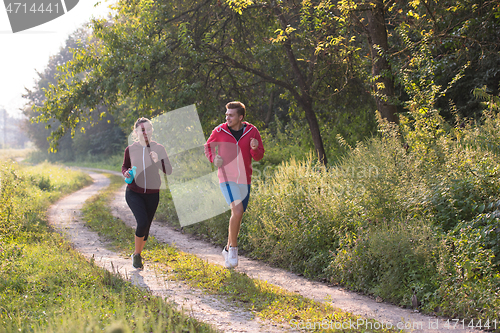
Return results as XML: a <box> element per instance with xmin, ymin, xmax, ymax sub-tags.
<box><xmin>264</xmin><ymin>90</ymin><xmax>274</xmax><ymax>127</ymax></box>
<box><xmin>366</xmin><ymin>0</ymin><xmax>398</xmax><ymax>123</ymax></box>
<box><xmin>274</xmin><ymin>6</ymin><xmax>328</xmax><ymax>165</ymax></box>
<box><xmin>299</xmin><ymin>96</ymin><xmax>328</xmax><ymax>165</ymax></box>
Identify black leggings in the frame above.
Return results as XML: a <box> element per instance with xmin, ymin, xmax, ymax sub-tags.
<box><xmin>125</xmin><ymin>188</ymin><xmax>160</xmax><ymax>241</ymax></box>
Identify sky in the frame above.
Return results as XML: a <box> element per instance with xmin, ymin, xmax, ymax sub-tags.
<box><xmin>0</xmin><ymin>0</ymin><xmax>116</xmax><ymax>118</ymax></box>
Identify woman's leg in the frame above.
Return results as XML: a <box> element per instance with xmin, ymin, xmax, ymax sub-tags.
<box><xmin>126</xmin><ymin>188</ymin><xmax>150</xmax><ymax>255</ymax></box>
<box><xmin>134</xmin><ymin>235</ymin><xmax>146</xmax><ymax>255</ymax></box>
<box><xmin>142</xmin><ymin>192</ymin><xmax>160</xmax><ymax>242</ymax></box>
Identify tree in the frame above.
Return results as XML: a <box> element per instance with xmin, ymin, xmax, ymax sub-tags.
<box><xmin>23</xmin><ymin>27</ymin><xmax>90</xmax><ymax>155</ymax></box>
<box><xmin>23</xmin><ymin>25</ymin><xmax>126</xmax><ymax>159</ymax></box>
<box><xmin>303</xmin><ymin>0</ymin><xmax>500</xmax><ymax>127</ymax></box>
<box><xmin>429</xmin><ymin>0</ymin><xmax>500</xmax><ymax>119</ymax></box>
<box><xmin>363</xmin><ymin>0</ymin><xmax>398</xmax><ymax>123</ymax></box>
<box><xmin>35</xmin><ymin>0</ymin><xmax>370</xmax><ymax>165</ymax></box>
<box><xmin>226</xmin><ymin>0</ymin><xmax>399</xmax><ymax>124</ymax></box>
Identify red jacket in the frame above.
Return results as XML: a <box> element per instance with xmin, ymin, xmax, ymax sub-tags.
<box><xmin>204</xmin><ymin>122</ymin><xmax>264</xmax><ymax>184</ymax></box>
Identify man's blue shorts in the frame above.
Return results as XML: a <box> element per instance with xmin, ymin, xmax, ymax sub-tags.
<box><xmin>219</xmin><ymin>182</ymin><xmax>251</xmax><ymax>212</ymax></box>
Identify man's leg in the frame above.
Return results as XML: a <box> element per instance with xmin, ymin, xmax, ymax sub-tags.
<box><xmin>220</xmin><ymin>183</ymin><xmax>250</xmax><ymax>268</ymax></box>
<box><xmin>227</xmin><ymin>200</ymin><xmax>244</xmax><ymax>249</ymax></box>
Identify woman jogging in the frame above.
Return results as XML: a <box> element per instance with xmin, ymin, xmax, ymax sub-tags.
<box><xmin>122</xmin><ymin>117</ymin><xmax>172</xmax><ymax>269</ymax></box>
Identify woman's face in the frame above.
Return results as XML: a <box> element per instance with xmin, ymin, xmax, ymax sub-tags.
<box><xmin>136</xmin><ymin>122</ymin><xmax>153</xmax><ymax>146</ymax></box>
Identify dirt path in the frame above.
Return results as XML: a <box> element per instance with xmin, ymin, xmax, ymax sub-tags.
<box><xmin>48</xmin><ymin>172</ymin><xmax>288</xmax><ymax>333</ymax></box>
<box><xmin>50</xmin><ymin>169</ymin><xmax>478</xmax><ymax>332</ymax></box>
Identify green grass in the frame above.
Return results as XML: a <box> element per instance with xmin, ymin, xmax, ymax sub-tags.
<box><xmin>0</xmin><ymin>162</ymin><xmax>215</xmax><ymax>333</ymax></box>
<box><xmin>82</xmin><ymin>174</ymin><xmax>399</xmax><ymax>332</ymax></box>
<box><xmin>0</xmin><ymin>148</ymin><xmax>35</xmax><ymax>161</ymax></box>
<box><xmin>171</xmin><ymin>111</ymin><xmax>500</xmax><ymax>328</ymax></box>
<box><xmin>62</xmin><ymin>153</ymin><xmax>123</xmax><ymax>172</ymax></box>
<box><xmin>0</xmin><ymin>239</ymin><xmax>210</xmax><ymax>333</ymax></box>
<box><xmin>25</xmin><ymin>150</ymin><xmax>124</xmax><ymax>173</ymax></box>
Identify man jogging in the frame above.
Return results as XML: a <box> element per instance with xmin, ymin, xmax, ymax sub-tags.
<box><xmin>204</xmin><ymin>101</ymin><xmax>265</xmax><ymax>268</ymax></box>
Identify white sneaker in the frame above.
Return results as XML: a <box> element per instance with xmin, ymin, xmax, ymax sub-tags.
<box><xmin>228</xmin><ymin>246</ymin><xmax>238</xmax><ymax>268</ymax></box>
<box><xmin>221</xmin><ymin>246</ymin><xmax>230</xmax><ymax>268</ymax></box>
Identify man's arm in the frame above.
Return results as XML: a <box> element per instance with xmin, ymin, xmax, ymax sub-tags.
<box><xmin>250</xmin><ymin>130</ymin><xmax>265</xmax><ymax>162</ymax></box>
<box><xmin>204</xmin><ymin>129</ymin><xmax>218</xmax><ymax>163</ymax></box>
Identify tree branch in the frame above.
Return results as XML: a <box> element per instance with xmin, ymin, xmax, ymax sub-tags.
<box><xmin>205</xmin><ymin>44</ymin><xmax>302</xmax><ymax>101</ymax></box>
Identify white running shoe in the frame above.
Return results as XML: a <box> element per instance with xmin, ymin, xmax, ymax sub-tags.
<box><xmin>228</xmin><ymin>246</ymin><xmax>238</xmax><ymax>268</ymax></box>
<box><xmin>221</xmin><ymin>246</ymin><xmax>231</xmax><ymax>268</ymax></box>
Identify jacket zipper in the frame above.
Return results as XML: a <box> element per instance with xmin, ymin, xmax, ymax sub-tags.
<box><xmin>221</xmin><ymin>125</ymin><xmax>252</xmax><ymax>184</ymax></box>
<box><xmin>142</xmin><ymin>146</ymin><xmax>147</xmax><ymax>193</ymax></box>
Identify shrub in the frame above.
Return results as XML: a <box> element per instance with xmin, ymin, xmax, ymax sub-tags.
<box><xmin>243</xmin><ymin>156</ymin><xmax>351</xmax><ymax>277</ymax></box>
<box><xmin>327</xmin><ymin>219</ymin><xmax>441</xmax><ymax>308</ymax></box>
<box><xmin>156</xmin><ymin>109</ymin><xmax>500</xmax><ymax>322</ymax></box>
<box><xmin>432</xmin><ymin>225</ymin><xmax>500</xmax><ymax>322</ymax></box>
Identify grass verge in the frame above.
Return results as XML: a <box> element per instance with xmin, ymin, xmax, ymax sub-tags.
<box><xmin>0</xmin><ymin>162</ymin><xmax>215</xmax><ymax>333</ymax></box>
<box><xmin>82</xmin><ymin>174</ymin><xmax>400</xmax><ymax>332</ymax></box>
<box><xmin>0</xmin><ymin>148</ymin><xmax>35</xmax><ymax>161</ymax></box>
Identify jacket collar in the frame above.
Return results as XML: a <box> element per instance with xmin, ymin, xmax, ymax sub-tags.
<box><xmin>132</xmin><ymin>140</ymin><xmax>155</xmax><ymax>148</ymax></box>
<box><xmin>219</xmin><ymin>122</ymin><xmax>253</xmax><ymax>133</ymax></box>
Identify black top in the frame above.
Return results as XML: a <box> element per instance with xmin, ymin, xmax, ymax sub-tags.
<box><xmin>229</xmin><ymin>124</ymin><xmax>247</xmax><ymax>142</ymax></box>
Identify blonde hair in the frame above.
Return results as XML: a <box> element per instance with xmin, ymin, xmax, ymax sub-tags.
<box><xmin>134</xmin><ymin>117</ymin><xmax>152</xmax><ymax>129</ymax></box>
<box><xmin>132</xmin><ymin>117</ymin><xmax>153</xmax><ymax>142</ymax></box>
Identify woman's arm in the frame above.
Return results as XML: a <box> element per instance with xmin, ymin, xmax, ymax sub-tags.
<box><xmin>122</xmin><ymin>147</ymin><xmax>131</xmax><ymax>176</ymax></box>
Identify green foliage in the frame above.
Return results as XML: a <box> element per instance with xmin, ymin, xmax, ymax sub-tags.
<box><xmin>170</xmin><ymin>108</ymin><xmax>500</xmax><ymax>321</ymax></box>
<box><xmin>32</xmin><ymin>0</ymin><xmax>377</xmax><ymax>166</ymax></box>
<box><xmin>434</xmin><ymin>225</ymin><xmax>500</xmax><ymax>322</ymax></box>
<box><xmin>244</xmin><ymin>156</ymin><xmax>350</xmax><ymax>278</ymax></box>
<box><xmin>431</xmin><ymin>1</ymin><xmax>500</xmax><ymax>120</ymax></box>
<box><xmin>259</xmin><ymin>117</ymin><xmax>316</xmax><ymax>165</ymax></box>
<box><xmin>328</xmin><ymin>219</ymin><xmax>441</xmax><ymax>306</ymax></box>
<box><xmin>22</xmin><ymin>27</ymin><xmax>127</xmax><ymax>159</ymax></box>
<box><xmin>0</xmin><ymin>162</ymin><xmax>213</xmax><ymax>333</ymax></box>
<box><xmin>82</xmin><ymin>175</ymin><xmax>393</xmax><ymax>332</ymax></box>
<box><xmin>474</xmin><ymin>86</ymin><xmax>500</xmax><ymax>112</ymax></box>
<box><xmin>261</xmin><ymin>93</ymin><xmax>378</xmax><ymax>166</ymax></box>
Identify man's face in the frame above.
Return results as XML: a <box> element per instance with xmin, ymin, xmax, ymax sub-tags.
<box><xmin>225</xmin><ymin>108</ymin><xmax>242</xmax><ymax>128</ymax></box>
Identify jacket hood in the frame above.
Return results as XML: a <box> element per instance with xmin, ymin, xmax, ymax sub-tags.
<box><xmin>217</xmin><ymin>122</ymin><xmax>256</xmax><ymax>133</ymax></box>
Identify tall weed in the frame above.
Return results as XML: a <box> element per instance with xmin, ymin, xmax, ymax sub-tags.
<box><xmin>327</xmin><ymin>219</ymin><xmax>441</xmax><ymax>306</ymax></box>
<box><xmin>154</xmin><ymin>107</ymin><xmax>500</xmax><ymax>321</ymax></box>
<box><xmin>242</xmin><ymin>110</ymin><xmax>500</xmax><ymax>315</ymax></box>
<box><xmin>244</xmin><ymin>158</ymin><xmax>334</xmax><ymax>276</ymax></box>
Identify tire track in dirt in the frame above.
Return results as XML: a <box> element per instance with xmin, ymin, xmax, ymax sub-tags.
<box><xmin>47</xmin><ymin>171</ymin><xmax>291</xmax><ymax>333</ymax></box>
